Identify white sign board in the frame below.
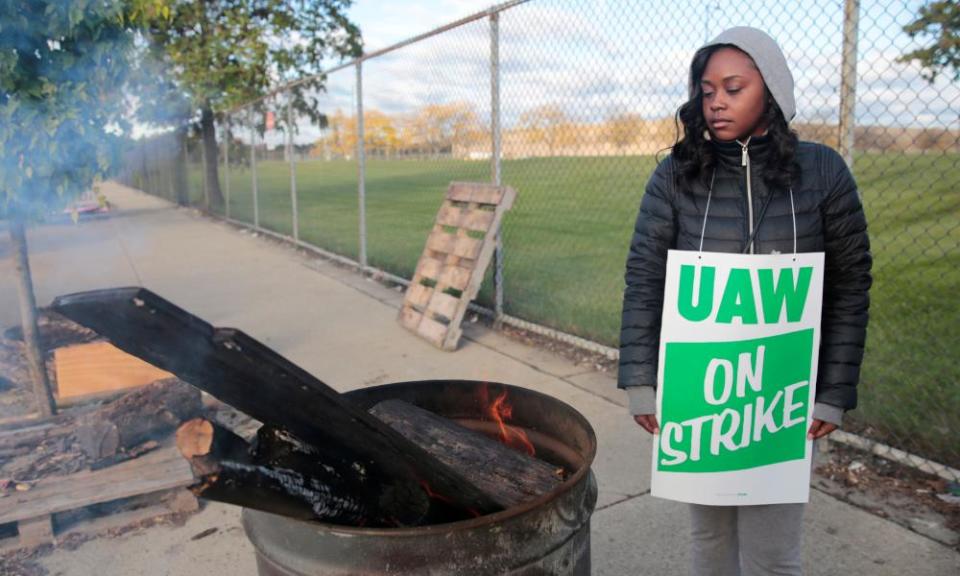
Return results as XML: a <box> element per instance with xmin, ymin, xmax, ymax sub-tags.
<box><xmin>651</xmin><ymin>250</ymin><xmax>824</xmax><ymax>505</ymax></box>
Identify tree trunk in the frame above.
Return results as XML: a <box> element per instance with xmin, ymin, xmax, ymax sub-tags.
<box><xmin>9</xmin><ymin>215</ymin><xmax>56</xmax><ymax>417</ymax></box>
<box><xmin>200</xmin><ymin>104</ymin><xmax>224</xmax><ymax>210</ymax></box>
<box><xmin>174</xmin><ymin>127</ymin><xmax>190</xmax><ymax>206</ymax></box>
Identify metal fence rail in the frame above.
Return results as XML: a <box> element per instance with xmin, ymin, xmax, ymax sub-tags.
<box><xmin>119</xmin><ymin>0</ymin><xmax>960</xmax><ymax>476</ymax></box>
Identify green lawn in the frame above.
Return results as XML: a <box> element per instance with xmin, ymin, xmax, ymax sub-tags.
<box><xmin>172</xmin><ymin>152</ymin><xmax>958</xmax><ymax>467</ymax></box>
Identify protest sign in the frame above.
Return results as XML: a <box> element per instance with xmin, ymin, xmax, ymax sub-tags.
<box><xmin>651</xmin><ymin>250</ymin><xmax>824</xmax><ymax>505</ymax></box>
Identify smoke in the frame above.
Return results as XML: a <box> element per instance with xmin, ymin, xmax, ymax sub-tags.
<box><xmin>0</xmin><ymin>1</ymin><xmax>140</xmax><ymax>220</ymax></box>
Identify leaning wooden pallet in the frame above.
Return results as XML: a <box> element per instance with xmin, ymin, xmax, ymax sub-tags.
<box><xmin>399</xmin><ymin>182</ymin><xmax>516</xmax><ymax>350</ymax></box>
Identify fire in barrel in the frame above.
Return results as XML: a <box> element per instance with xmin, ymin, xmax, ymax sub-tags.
<box><xmin>52</xmin><ymin>288</ymin><xmax>598</xmax><ymax>575</ymax></box>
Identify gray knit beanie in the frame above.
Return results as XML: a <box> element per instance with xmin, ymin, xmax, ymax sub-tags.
<box><xmin>688</xmin><ymin>27</ymin><xmax>796</xmax><ymax>122</ymax></box>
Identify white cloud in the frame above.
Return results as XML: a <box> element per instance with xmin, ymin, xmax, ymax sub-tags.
<box><xmin>350</xmin><ymin>0</ymin><xmax>493</xmax><ymax>52</ymax></box>
<box><xmin>283</xmin><ymin>0</ymin><xmax>957</xmax><ymax>144</ymax></box>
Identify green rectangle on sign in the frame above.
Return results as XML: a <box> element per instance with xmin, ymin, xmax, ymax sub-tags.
<box><xmin>658</xmin><ymin>329</ymin><xmax>813</xmax><ymax>473</ymax></box>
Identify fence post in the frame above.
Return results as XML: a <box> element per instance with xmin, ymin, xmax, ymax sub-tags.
<box><xmin>356</xmin><ymin>61</ymin><xmax>368</xmax><ymax>269</ymax></box>
<box><xmin>223</xmin><ymin>117</ymin><xmax>231</xmax><ymax>219</ymax></box>
<box><xmin>139</xmin><ymin>138</ymin><xmax>148</xmax><ymax>192</ymax></box>
<box><xmin>201</xmin><ymin>132</ymin><xmax>209</xmax><ymax>210</ymax></box>
<box><xmin>490</xmin><ymin>11</ymin><xmax>504</xmax><ymax>327</ymax></box>
<box><xmin>144</xmin><ymin>138</ymin><xmax>152</xmax><ymax>194</ymax></box>
<box><xmin>174</xmin><ymin>127</ymin><xmax>189</xmax><ymax>206</ymax></box>
<box><xmin>839</xmin><ymin>0</ymin><xmax>860</xmax><ymax>171</ymax></box>
<box><xmin>149</xmin><ymin>138</ymin><xmax>158</xmax><ymax>196</ymax></box>
<box><xmin>250</xmin><ymin>107</ymin><xmax>260</xmax><ymax>229</ymax></box>
<box><xmin>287</xmin><ymin>100</ymin><xmax>299</xmax><ymax>242</ymax></box>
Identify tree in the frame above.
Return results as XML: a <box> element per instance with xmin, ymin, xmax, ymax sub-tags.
<box><xmin>1</xmin><ymin>1</ymin><xmax>151</xmax><ymax>416</ymax></box>
<box><xmin>139</xmin><ymin>1</ymin><xmax>362</xmax><ymax>210</ymax></box>
<box><xmin>126</xmin><ymin>32</ymin><xmax>193</xmax><ymax>205</ymax></box>
<box><xmin>312</xmin><ymin>108</ymin><xmax>355</xmax><ymax>159</ymax></box>
<box><xmin>363</xmin><ymin>109</ymin><xmax>399</xmax><ymax>158</ymax></box>
<box><xmin>518</xmin><ymin>104</ymin><xmax>576</xmax><ymax>156</ymax></box>
<box><xmin>410</xmin><ymin>103</ymin><xmax>481</xmax><ymax>158</ymax></box>
<box><xmin>604</xmin><ymin>112</ymin><xmax>643</xmax><ymax>151</ymax></box>
<box><xmin>898</xmin><ymin>1</ymin><xmax>960</xmax><ymax>82</ymax></box>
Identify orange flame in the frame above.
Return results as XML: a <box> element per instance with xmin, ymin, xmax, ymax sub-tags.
<box><xmin>484</xmin><ymin>386</ymin><xmax>535</xmax><ymax>456</ymax></box>
<box><xmin>419</xmin><ymin>479</ymin><xmax>454</xmax><ymax>505</ymax></box>
<box><xmin>418</xmin><ymin>480</ymin><xmax>480</xmax><ymax>518</ymax></box>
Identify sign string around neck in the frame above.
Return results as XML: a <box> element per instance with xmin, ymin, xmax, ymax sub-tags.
<box><xmin>697</xmin><ymin>169</ymin><xmax>797</xmax><ymax>261</ymax></box>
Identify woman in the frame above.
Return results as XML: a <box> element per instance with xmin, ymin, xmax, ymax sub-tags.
<box><xmin>618</xmin><ymin>27</ymin><xmax>872</xmax><ymax>575</ymax></box>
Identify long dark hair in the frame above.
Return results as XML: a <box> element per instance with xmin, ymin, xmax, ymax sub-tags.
<box><xmin>664</xmin><ymin>44</ymin><xmax>800</xmax><ymax>193</ymax></box>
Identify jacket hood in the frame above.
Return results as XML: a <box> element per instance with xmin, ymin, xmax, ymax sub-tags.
<box><xmin>688</xmin><ymin>26</ymin><xmax>796</xmax><ymax>122</ymax></box>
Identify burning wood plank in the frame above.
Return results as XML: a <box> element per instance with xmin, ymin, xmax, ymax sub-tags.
<box><xmin>176</xmin><ymin>418</ymin><xmax>374</xmax><ymax>526</ymax></box>
<box><xmin>249</xmin><ymin>424</ymin><xmax>496</xmax><ymax>526</ymax></box>
<box><xmin>251</xmin><ymin>424</ymin><xmax>365</xmax><ymax>498</ymax></box>
<box><xmin>370</xmin><ymin>399</ymin><xmax>564</xmax><ymax>509</ymax></box>
<box><xmin>52</xmin><ymin>287</ymin><xmax>503</xmax><ymax>525</ymax></box>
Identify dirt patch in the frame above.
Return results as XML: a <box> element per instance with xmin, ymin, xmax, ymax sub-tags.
<box><xmin>0</xmin><ymin>542</ymin><xmax>53</xmax><ymax>576</ymax></box>
<box><xmin>0</xmin><ymin>338</ymin><xmax>33</xmax><ymax>422</ymax></box>
<box><xmin>465</xmin><ymin>312</ymin><xmax>619</xmax><ymax>375</ymax></box>
<box><xmin>815</xmin><ymin>441</ymin><xmax>959</xmax><ymax>550</ymax></box>
<box><xmin>0</xmin><ymin>311</ymin><xmax>113</xmax><ymax>481</ymax></box>
<box><xmin>2</xmin><ymin>312</ymin><xmax>99</xmax><ymax>351</ymax></box>
<box><xmin>0</xmin><ymin>310</ymin><xmax>102</xmax><ymax>422</ymax></box>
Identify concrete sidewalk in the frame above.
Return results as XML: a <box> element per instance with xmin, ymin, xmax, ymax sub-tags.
<box><xmin>1</xmin><ymin>182</ymin><xmax>956</xmax><ymax>575</ymax></box>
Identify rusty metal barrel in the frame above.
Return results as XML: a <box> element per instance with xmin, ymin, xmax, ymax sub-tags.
<box><xmin>242</xmin><ymin>380</ymin><xmax>598</xmax><ymax>576</ymax></box>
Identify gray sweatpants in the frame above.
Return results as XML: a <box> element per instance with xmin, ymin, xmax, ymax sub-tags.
<box><xmin>689</xmin><ymin>502</ymin><xmax>805</xmax><ymax>576</ymax></box>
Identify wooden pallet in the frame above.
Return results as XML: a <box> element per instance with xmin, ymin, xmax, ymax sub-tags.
<box><xmin>399</xmin><ymin>182</ymin><xmax>516</xmax><ymax>350</ymax></box>
<box><xmin>0</xmin><ymin>441</ymin><xmax>197</xmax><ymax>552</ymax></box>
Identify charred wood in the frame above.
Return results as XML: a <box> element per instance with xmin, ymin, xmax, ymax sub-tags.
<box><xmin>176</xmin><ymin>419</ymin><xmax>374</xmax><ymax>526</ymax></box>
<box><xmin>52</xmin><ymin>287</ymin><xmax>502</xmax><ymax>524</ymax></box>
<box><xmin>73</xmin><ymin>378</ymin><xmax>202</xmax><ymax>461</ymax></box>
<box><xmin>370</xmin><ymin>399</ymin><xmax>564</xmax><ymax>509</ymax></box>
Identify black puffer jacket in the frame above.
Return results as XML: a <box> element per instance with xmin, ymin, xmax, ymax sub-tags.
<box><xmin>617</xmin><ymin>134</ymin><xmax>872</xmax><ymax>412</ymax></box>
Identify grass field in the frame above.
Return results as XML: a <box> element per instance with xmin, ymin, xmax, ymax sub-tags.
<box><xmin>168</xmin><ymin>152</ymin><xmax>959</xmax><ymax>466</ymax></box>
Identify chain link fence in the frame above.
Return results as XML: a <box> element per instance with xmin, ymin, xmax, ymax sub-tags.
<box><xmin>119</xmin><ymin>0</ymin><xmax>959</xmax><ymax>476</ymax></box>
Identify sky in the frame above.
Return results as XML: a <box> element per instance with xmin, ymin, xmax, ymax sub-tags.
<box><xmin>339</xmin><ymin>1</ymin><xmax>955</xmax><ymax>123</ymax></box>
<box><xmin>347</xmin><ymin>0</ymin><xmax>495</xmax><ymax>51</ymax></box>
<box><xmin>247</xmin><ymin>0</ymin><xmax>958</xmax><ymax>147</ymax></box>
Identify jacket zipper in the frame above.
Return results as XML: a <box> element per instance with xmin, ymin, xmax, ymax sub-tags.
<box><xmin>737</xmin><ymin>135</ymin><xmax>755</xmax><ymax>254</ymax></box>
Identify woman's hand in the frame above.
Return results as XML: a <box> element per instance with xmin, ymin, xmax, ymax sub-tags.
<box><xmin>633</xmin><ymin>414</ymin><xmax>660</xmax><ymax>435</ymax></box>
<box><xmin>807</xmin><ymin>419</ymin><xmax>837</xmax><ymax>440</ymax></box>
